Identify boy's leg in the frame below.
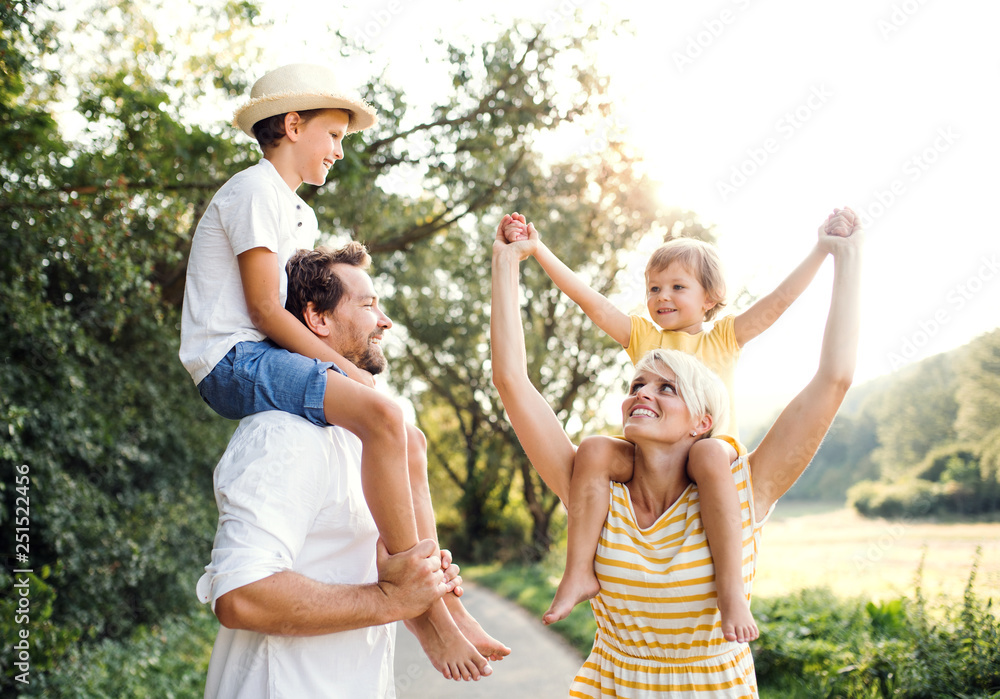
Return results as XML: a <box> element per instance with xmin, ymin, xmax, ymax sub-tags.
<box><xmin>686</xmin><ymin>438</ymin><xmax>759</xmax><ymax>643</ymax></box>
<box><xmin>404</xmin><ymin>424</ymin><xmax>511</xmax><ymax>664</ymax></box>
<box><xmin>323</xmin><ymin>373</ymin><xmax>490</xmax><ymax>681</ymax></box>
<box><xmin>544</xmin><ymin>435</ymin><xmax>634</xmax><ymax>625</ymax></box>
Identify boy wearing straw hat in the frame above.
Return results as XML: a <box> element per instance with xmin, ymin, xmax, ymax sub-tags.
<box><xmin>181</xmin><ymin>64</ymin><xmax>505</xmax><ymax>682</ymax></box>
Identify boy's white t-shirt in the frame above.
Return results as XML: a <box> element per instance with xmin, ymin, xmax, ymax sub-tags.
<box><xmin>179</xmin><ymin>159</ymin><xmax>320</xmax><ymax>385</ymax></box>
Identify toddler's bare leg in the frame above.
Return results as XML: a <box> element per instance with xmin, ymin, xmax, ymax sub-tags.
<box><xmin>687</xmin><ymin>438</ymin><xmax>759</xmax><ymax>643</ymax></box>
<box><xmin>544</xmin><ymin>435</ymin><xmax>634</xmax><ymax>625</ymax></box>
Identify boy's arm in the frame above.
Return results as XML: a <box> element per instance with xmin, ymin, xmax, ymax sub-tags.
<box><xmin>733</xmin><ymin>211</ymin><xmax>849</xmax><ymax>348</ymax></box>
<box><xmin>238</xmin><ymin>247</ymin><xmax>375</xmax><ymax>387</ymax></box>
<box><xmin>532</xmin><ymin>235</ymin><xmax>632</xmax><ymax>348</ymax></box>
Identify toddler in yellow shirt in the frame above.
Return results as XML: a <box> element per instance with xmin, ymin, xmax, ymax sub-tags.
<box><xmin>499</xmin><ymin>209</ymin><xmax>852</xmax><ymax>642</ymax></box>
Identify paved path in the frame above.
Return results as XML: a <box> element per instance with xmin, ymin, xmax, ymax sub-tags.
<box><xmin>394</xmin><ymin>582</ymin><xmax>585</xmax><ymax>698</ymax></box>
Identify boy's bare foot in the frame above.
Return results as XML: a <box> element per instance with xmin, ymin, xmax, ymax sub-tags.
<box><xmin>718</xmin><ymin>592</ymin><xmax>759</xmax><ymax>643</ymax></box>
<box><xmin>444</xmin><ymin>594</ymin><xmax>511</xmax><ymax>661</ymax></box>
<box><xmin>542</xmin><ymin>570</ymin><xmax>600</xmax><ymax>625</ymax></box>
<box><xmin>405</xmin><ymin>601</ymin><xmax>491</xmax><ymax>681</ymax></box>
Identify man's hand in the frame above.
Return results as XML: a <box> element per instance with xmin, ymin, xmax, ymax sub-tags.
<box><xmin>440</xmin><ymin>548</ymin><xmax>464</xmax><ymax>598</ymax></box>
<box><xmin>376</xmin><ymin>539</ymin><xmax>454</xmax><ymax>620</ymax></box>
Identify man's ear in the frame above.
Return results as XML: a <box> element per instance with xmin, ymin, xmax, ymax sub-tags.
<box><xmin>302</xmin><ymin>302</ymin><xmax>331</xmax><ymax>337</ymax></box>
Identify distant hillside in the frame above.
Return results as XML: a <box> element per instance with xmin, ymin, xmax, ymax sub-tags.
<box><xmin>763</xmin><ymin>327</ymin><xmax>1000</xmax><ymax>518</ymax></box>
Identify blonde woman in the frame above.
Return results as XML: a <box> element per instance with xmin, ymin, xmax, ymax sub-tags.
<box><xmin>490</xmin><ymin>209</ymin><xmax>862</xmax><ymax>697</ymax></box>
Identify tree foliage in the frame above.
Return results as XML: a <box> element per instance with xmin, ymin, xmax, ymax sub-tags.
<box><xmin>0</xmin><ymin>0</ymin><xmax>673</xmax><ymax>686</ymax></box>
<box><xmin>381</xmin><ymin>141</ymin><xmax>703</xmax><ymax>559</ymax></box>
<box><xmin>0</xmin><ymin>1</ymin><xmax>264</xmax><ymax>691</ymax></box>
<box><xmin>799</xmin><ymin>329</ymin><xmax>1000</xmax><ymax>517</ymax></box>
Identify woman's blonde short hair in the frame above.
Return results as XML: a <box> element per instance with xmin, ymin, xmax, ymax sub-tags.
<box><xmin>645</xmin><ymin>238</ymin><xmax>727</xmax><ymax>321</ymax></box>
<box><xmin>633</xmin><ymin>348</ymin><xmax>729</xmax><ymax>438</ymax></box>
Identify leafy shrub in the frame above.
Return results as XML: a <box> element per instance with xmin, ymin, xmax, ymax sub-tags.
<box><xmin>18</xmin><ymin>605</ymin><xmax>217</xmax><ymax>698</ymax></box>
<box><xmin>755</xmin><ymin>554</ymin><xmax>1000</xmax><ymax>698</ymax></box>
<box><xmin>849</xmin><ymin>477</ymin><xmax>1000</xmax><ymax>520</ymax></box>
<box><xmin>848</xmin><ymin>479</ymin><xmax>939</xmax><ymax>519</ymax></box>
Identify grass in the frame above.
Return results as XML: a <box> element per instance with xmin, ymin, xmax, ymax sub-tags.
<box><xmin>755</xmin><ymin>504</ymin><xmax>1000</xmax><ymax>602</ymax></box>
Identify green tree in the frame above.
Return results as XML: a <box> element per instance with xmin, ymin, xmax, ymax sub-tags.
<box><xmin>382</xmin><ymin>135</ymin><xmax>715</xmax><ymax>559</ymax></box>
<box><xmin>0</xmin><ymin>0</ymin><xmax>658</xmax><ymax>686</ymax></box>
<box><xmin>0</xmin><ymin>0</ymin><xmax>266</xmax><ymax>691</ymax></box>
<box><xmin>783</xmin><ymin>410</ymin><xmax>880</xmax><ymax>501</ymax></box>
<box><xmin>955</xmin><ymin>328</ymin><xmax>1000</xmax><ymax>443</ymax></box>
<box><xmin>869</xmin><ymin>353</ymin><xmax>959</xmax><ymax>480</ymax></box>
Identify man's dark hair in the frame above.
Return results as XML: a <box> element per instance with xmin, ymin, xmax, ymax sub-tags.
<box><xmin>252</xmin><ymin>108</ymin><xmax>326</xmax><ymax>150</ymax></box>
<box><xmin>285</xmin><ymin>242</ymin><xmax>372</xmax><ymax>324</ymax></box>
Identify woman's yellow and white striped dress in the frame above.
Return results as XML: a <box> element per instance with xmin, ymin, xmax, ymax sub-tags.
<box><xmin>570</xmin><ymin>453</ymin><xmax>769</xmax><ymax>698</ymax></box>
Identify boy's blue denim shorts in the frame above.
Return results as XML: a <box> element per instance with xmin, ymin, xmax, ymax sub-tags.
<box><xmin>198</xmin><ymin>340</ymin><xmax>347</xmax><ymax>427</ymax></box>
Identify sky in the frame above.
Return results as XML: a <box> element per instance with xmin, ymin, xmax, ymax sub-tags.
<box><xmin>58</xmin><ymin>0</ymin><xmax>998</xmax><ymax>432</ymax></box>
<box><xmin>238</xmin><ymin>0</ymin><xmax>999</xmax><ymax>432</ymax></box>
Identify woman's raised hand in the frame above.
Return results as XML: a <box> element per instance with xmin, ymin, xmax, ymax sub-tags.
<box><xmin>495</xmin><ymin>213</ymin><xmax>539</xmax><ymax>261</ymax></box>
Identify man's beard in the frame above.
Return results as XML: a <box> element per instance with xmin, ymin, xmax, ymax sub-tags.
<box><xmin>343</xmin><ymin>332</ymin><xmax>386</xmax><ymax>375</ymax></box>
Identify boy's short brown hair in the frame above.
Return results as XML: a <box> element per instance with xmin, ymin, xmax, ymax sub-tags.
<box><xmin>285</xmin><ymin>242</ymin><xmax>372</xmax><ymax>324</ymax></box>
<box><xmin>645</xmin><ymin>237</ymin><xmax>727</xmax><ymax>321</ymax></box>
<box><xmin>252</xmin><ymin>109</ymin><xmax>327</xmax><ymax>150</ymax></box>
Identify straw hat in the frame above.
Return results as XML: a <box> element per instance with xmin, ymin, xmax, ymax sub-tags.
<box><xmin>232</xmin><ymin>63</ymin><xmax>378</xmax><ymax>137</ymax></box>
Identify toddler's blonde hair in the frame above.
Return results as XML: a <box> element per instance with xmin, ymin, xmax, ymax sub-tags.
<box><xmin>645</xmin><ymin>238</ymin><xmax>727</xmax><ymax>321</ymax></box>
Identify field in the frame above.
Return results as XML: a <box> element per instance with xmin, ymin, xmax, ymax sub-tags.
<box><xmin>754</xmin><ymin>501</ymin><xmax>1000</xmax><ymax>602</ymax></box>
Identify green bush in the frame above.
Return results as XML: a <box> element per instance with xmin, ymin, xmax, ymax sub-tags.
<box><xmin>848</xmin><ymin>479</ymin><xmax>938</xmax><ymax>518</ymax></box>
<box><xmin>467</xmin><ymin>554</ymin><xmax>1000</xmax><ymax>697</ymax></box>
<box><xmin>848</xmin><ymin>477</ymin><xmax>1000</xmax><ymax>520</ymax></box>
<box><xmin>18</xmin><ymin>605</ymin><xmax>217</xmax><ymax>698</ymax></box>
<box><xmin>755</xmin><ymin>556</ymin><xmax>1000</xmax><ymax>698</ymax></box>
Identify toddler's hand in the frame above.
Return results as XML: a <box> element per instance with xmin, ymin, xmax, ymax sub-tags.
<box><xmin>817</xmin><ymin>207</ymin><xmax>864</xmax><ymax>256</ymax></box>
<box><xmin>502</xmin><ymin>212</ymin><xmax>530</xmax><ymax>242</ymax></box>
<box><xmin>494</xmin><ymin>213</ymin><xmax>539</xmax><ymax>261</ymax></box>
<box><xmin>824</xmin><ymin>207</ymin><xmax>858</xmax><ymax>237</ymax></box>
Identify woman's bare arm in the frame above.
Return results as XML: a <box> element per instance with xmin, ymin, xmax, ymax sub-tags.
<box><xmin>490</xmin><ymin>221</ymin><xmax>577</xmax><ymax>503</ymax></box>
<box><xmin>749</xmin><ymin>211</ymin><xmax>863</xmax><ymax>517</ymax></box>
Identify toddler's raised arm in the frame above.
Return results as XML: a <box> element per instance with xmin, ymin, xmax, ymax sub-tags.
<box><xmin>503</xmin><ymin>212</ymin><xmax>631</xmax><ymax>348</ymax></box>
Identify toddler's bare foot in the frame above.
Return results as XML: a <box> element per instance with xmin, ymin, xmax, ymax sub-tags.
<box><xmin>542</xmin><ymin>570</ymin><xmax>600</xmax><ymax>625</ymax></box>
<box><xmin>405</xmin><ymin>602</ymin><xmax>491</xmax><ymax>681</ymax></box>
<box><xmin>718</xmin><ymin>593</ymin><xmax>759</xmax><ymax>643</ymax></box>
<box><xmin>445</xmin><ymin>594</ymin><xmax>511</xmax><ymax>661</ymax></box>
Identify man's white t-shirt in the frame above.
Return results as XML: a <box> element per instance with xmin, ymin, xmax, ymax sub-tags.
<box><xmin>180</xmin><ymin>160</ymin><xmax>319</xmax><ymax>385</ymax></box>
<box><xmin>198</xmin><ymin>411</ymin><xmax>395</xmax><ymax>698</ymax></box>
